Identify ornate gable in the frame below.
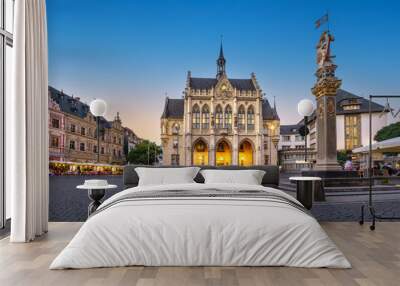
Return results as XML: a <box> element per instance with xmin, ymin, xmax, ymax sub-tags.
<box><xmin>215</xmin><ymin>75</ymin><xmax>234</xmax><ymax>99</ymax></box>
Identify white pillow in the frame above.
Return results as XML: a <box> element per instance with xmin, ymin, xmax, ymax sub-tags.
<box><xmin>135</xmin><ymin>167</ymin><xmax>200</xmax><ymax>186</ymax></box>
<box><xmin>200</xmin><ymin>169</ymin><xmax>266</xmax><ymax>185</ymax></box>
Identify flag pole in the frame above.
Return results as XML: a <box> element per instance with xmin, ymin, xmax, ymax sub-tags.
<box><xmin>326</xmin><ymin>10</ymin><xmax>330</xmax><ymax>33</ymax></box>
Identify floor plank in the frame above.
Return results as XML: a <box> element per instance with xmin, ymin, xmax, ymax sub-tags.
<box><xmin>0</xmin><ymin>222</ymin><xmax>399</xmax><ymax>286</ymax></box>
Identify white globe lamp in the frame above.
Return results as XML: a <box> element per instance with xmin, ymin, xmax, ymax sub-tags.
<box><xmin>90</xmin><ymin>99</ymin><xmax>107</xmax><ymax>117</ymax></box>
<box><xmin>90</xmin><ymin>99</ymin><xmax>107</xmax><ymax>163</ymax></box>
<box><xmin>297</xmin><ymin>99</ymin><xmax>315</xmax><ymax>165</ymax></box>
<box><xmin>297</xmin><ymin>99</ymin><xmax>314</xmax><ymax>117</ymax></box>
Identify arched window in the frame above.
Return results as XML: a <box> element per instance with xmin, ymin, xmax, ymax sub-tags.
<box><xmin>192</xmin><ymin>104</ymin><xmax>200</xmax><ymax>129</ymax></box>
<box><xmin>172</xmin><ymin>123</ymin><xmax>180</xmax><ymax>135</ymax></box>
<box><xmin>247</xmin><ymin>106</ymin><xmax>255</xmax><ymax>130</ymax></box>
<box><xmin>224</xmin><ymin>105</ymin><xmax>232</xmax><ymax>129</ymax></box>
<box><xmin>202</xmin><ymin>105</ymin><xmax>210</xmax><ymax>129</ymax></box>
<box><xmin>215</xmin><ymin>105</ymin><xmax>223</xmax><ymax>129</ymax></box>
<box><xmin>238</xmin><ymin>105</ymin><xmax>245</xmax><ymax>130</ymax></box>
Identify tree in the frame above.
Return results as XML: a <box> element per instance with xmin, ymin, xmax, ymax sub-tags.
<box><xmin>337</xmin><ymin>150</ymin><xmax>349</xmax><ymax>166</ymax></box>
<box><xmin>374</xmin><ymin>122</ymin><xmax>400</xmax><ymax>142</ymax></box>
<box><xmin>127</xmin><ymin>140</ymin><xmax>162</xmax><ymax>165</ymax></box>
<box><xmin>123</xmin><ymin>137</ymin><xmax>129</xmax><ymax>159</ymax></box>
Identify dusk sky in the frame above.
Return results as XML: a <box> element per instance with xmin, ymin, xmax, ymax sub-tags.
<box><xmin>47</xmin><ymin>0</ymin><xmax>400</xmax><ymax>143</ymax></box>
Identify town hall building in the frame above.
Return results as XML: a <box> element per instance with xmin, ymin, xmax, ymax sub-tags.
<box><xmin>161</xmin><ymin>45</ymin><xmax>280</xmax><ymax>166</ymax></box>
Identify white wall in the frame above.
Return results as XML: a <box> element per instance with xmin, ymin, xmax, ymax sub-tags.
<box><xmin>360</xmin><ymin>113</ymin><xmax>388</xmax><ymax>146</ymax></box>
<box><xmin>336</xmin><ymin>115</ymin><xmax>345</xmax><ymax>150</ymax></box>
<box><xmin>278</xmin><ymin>134</ymin><xmax>306</xmax><ymax>150</ymax></box>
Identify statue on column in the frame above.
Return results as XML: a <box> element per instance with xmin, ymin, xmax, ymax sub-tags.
<box><xmin>313</xmin><ymin>30</ymin><xmax>341</xmax><ymax>94</ymax></box>
<box><xmin>316</xmin><ymin>31</ymin><xmax>334</xmax><ymax>68</ymax></box>
<box><xmin>311</xmin><ymin>29</ymin><xmax>342</xmax><ymax>171</ymax></box>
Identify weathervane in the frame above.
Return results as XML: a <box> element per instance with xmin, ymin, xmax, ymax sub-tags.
<box><xmin>315</xmin><ymin>12</ymin><xmax>329</xmax><ymax>30</ymax></box>
<box><xmin>315</xmin><ymin>12</ymin><xmax>335</xmax><ymax>69</ymax></box>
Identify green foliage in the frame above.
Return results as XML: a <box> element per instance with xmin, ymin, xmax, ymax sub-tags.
<box><xmin>123</xmin><ymin>138</ymin><xmax>128</xmax><ymax>158</ymax></box>
<box><xmin>337</xmin><ymin>150</ymin><xmax>348</xmax><ymax>166</ymax></box>
<box><xmin>127</xmin><ymin>140</ymin><xmax>162</xmax><ymax>165</ymax></box>
<box><xmin>374</xmin><ymin>122</ymin><xmax>400</xmax><ymax>142</ymax></box>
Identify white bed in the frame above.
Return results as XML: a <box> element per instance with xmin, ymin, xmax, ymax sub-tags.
<box><xmin>50</xmin><ymin>183</ymin><xmax>351</xmax><ymax>269</ymax></box>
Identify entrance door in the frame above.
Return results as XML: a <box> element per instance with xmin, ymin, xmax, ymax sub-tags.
<box><xmin>193</xmin><ymin>140</ymin><xmax>209</xmax><ymax>165</ymax></box>
<box><xmin>215</xmin><ymin>140</ymin><xmax>231</xmax><ymax>166</ymax></box>
<box><xmin>239</xmin><ymin>140</ymin><xmax>253</xmax><ymax>166</ymax></box>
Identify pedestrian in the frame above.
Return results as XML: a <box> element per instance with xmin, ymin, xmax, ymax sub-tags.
<box><xmin>344</xmin><ymin>158</ymin><xmax>353</xmax><ymax>171</ymax></box>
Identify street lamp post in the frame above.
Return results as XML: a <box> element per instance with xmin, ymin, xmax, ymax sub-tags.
<box><xmin>90</xmin><ymin>99</ymin><xmax>107</xmax><ymax>163</ymax></box>
<box><xmin>268</xmin><ymin>123</ymin><xmax>276</xmax><ymax>165</ymax></box>
<box><xmin>297</xmin><ymin>99</ymin><xmax>314</xmax><ymax>164</ymax></box>
<box><xmin>265</xmin><ymin>126</ymin><xmax>280</xmax><ymax>166</ymax></box>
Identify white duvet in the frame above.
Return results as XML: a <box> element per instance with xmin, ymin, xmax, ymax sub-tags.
<box><xmin>50</xmin><ymin>183</ymin><xmax>351</xmax><ymax>269</ymax></box>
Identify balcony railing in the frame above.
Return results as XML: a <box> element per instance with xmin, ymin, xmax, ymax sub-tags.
<box><xmin>217</xmin><ymin>128</ymin><xmax>229</xmax><ymax>135</ymax></box>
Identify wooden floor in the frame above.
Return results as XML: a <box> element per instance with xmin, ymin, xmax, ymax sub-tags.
<box><xmin>1</xmin><ymin>222</ymin><xmax>399</xmax><ymax>286</ymax></box>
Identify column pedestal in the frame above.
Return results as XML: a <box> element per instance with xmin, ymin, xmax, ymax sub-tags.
<box><xmin>312</xmin><ymin>65</ymin><xmax>342</xmax><ymax>171</ymax></box>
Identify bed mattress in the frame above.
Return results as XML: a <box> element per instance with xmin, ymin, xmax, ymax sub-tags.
<box><xmin>50</xmin><ymin>183</ymin><xmax>350</xmax><ymax>269</ymax></box>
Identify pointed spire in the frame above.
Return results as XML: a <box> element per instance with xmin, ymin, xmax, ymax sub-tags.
<box><xmin>216</xmin><ymin>36</ymin><xmax>226</xmax><ymax>79</ymax></box>
<box><xmin>219</xmin><ymin>40</ymin><xmax>224</xmax><ymax>59</ymax></box>
<box><xmin>273</xmin><ymin>96</ymin><xmax>276</xmax><ymax>110</ymax></box>
<box><xmin>115</xmin><ymin>112</ymin><xmax>121</xmax><ymax>121</ymax></box>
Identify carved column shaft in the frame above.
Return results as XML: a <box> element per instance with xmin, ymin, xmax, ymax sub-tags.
<box><xmin>312</xmin><ymin>76</ymin><xmax>342</xmax><ymax>171</ymax></box>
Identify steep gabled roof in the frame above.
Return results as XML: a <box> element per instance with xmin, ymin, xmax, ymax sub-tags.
<box><xmin>262</xmin><ymin>99</ymin><xmax>280</xmax><ymax>120</ymax></box>
<box><xmin>336</xmin><ymin>89</ymin><xmax>385</xmax><ymax>114</ymax></box>
<box><xmin>49</xmin><ymin>86</ymin><xmax>90</xmax><ymax>118</ymax></box>
<box><xmin>280</xmin><ymin>124</ymin><xmax>301</xmax><ymax>135</ymax></box>
<box><xmin>189</xmin><ymin>77</ymin><xmax>256</xmax><ymax>91</ymax></box>
<box><xmin>161</xmin><ymin>97</ymin><xmax>185</xmax><ymax>119</ymax></box>
<box><xmin>49</xmin><ymin>86</ymin><xmax>114</xmax><ymax>128</ymax></box>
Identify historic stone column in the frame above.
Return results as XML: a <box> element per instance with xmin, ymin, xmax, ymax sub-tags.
<box><xmin>232</xmin><ymin>96</ymin><xmax>239</xmax><ymax>165</ymax></box>
<box><xmin>311</xmin><ymin>31</ymin><xmax>342</xmax><ymax>171</ymax></box>
<box><xmin>184</xmin><ymin>95</ymin><xmax>192</xmax><ymax>165</ymax></box>
<box><xmin>209</xmin><ymin>91</ymin><xmax>216</xmax><ymax>165</ymax></box>
<box><xmin>255</xmin><ymin>97</ymin><xmax>261</xmax><ymax>165</ymax></box>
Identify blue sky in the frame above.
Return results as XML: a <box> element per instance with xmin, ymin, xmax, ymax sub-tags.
<box><xmin>47</xmin><ymin>0</ymin><xmax>400</xmax><ymax>142</ymax></box>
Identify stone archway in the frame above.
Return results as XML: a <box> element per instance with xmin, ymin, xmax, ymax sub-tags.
<box><xmin>192</xmin><ymin>138</ymin><xmax>209</xmax><ymax>165</ymax></box>
<box><xmin>238</xmin><ymin>139</ymin><xmax>254</xmax><ymax>166</ymax></box>
<box><xmin>215</xmin><ymin>139</ymin><xmax>232</xmax><ymax>166</ymax></box>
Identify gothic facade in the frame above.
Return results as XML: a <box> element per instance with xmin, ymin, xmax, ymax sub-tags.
<box><xmin>161</xmin><ymin>46</ymin><xmax>280</xmax><ymax>166</ymax></box>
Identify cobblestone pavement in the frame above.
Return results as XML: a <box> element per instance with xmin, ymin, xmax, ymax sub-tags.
<box><xmin>49</xmin><ymin>176</ymin><xmax>123</xmax><ymax>222</ymax></box>
<box><xmin>50</xmin><ymin>176</ymin><xmax>400</xmax><ymax>222</ymax></box>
